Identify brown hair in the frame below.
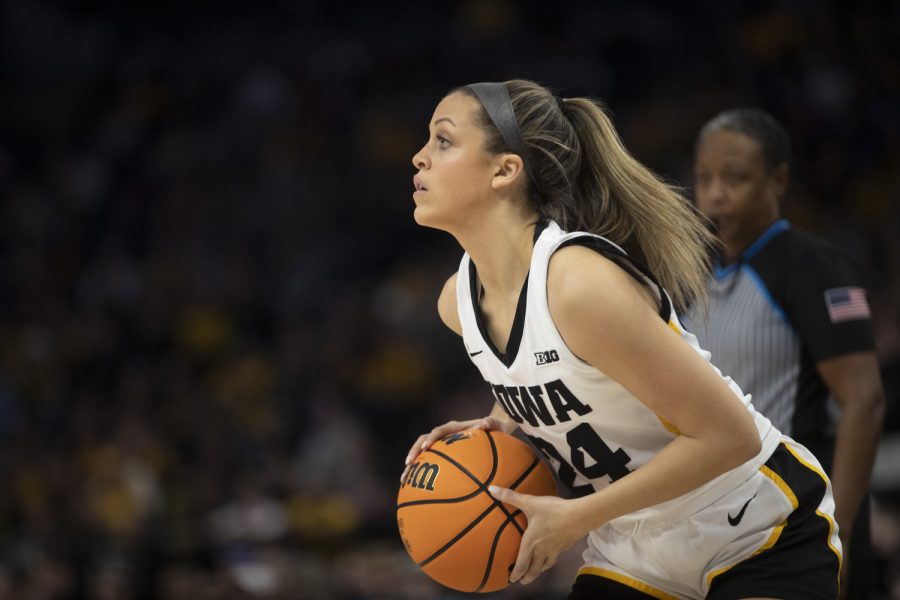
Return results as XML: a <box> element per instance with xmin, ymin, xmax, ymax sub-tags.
<box><xmin>458</xmin><ymin>79</ymin><xmax>716</xmax><ymax>311</ymax></box>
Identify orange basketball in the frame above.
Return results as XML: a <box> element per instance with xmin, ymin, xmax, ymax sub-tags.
<box><xmin>397</xmin><ymin>428</ymin><xmax>557</xmax><ymax>593</ymax></box>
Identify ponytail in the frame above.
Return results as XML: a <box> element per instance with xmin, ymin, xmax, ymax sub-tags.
<box><xmin>562</xmin><ymin>97</ymin><xmax>716</xmax><ymax>311</ymax></box>
<box><xmin>461</xmin><ymin>79</ymin><xmax>716</xmax><ymax>311</ymax></box>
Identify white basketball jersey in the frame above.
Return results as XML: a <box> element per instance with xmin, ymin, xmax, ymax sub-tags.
<box><xmin>456</xmin><ymin>221</ymin><xmax>780</xmax><ymax>530</ymax></box>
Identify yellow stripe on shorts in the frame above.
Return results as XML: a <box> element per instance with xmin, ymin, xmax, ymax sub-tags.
<box><xmin>578</xmin><ymin>567</ymin><xmax>679</xmax><ymax>600</ymax></box>
<box><xmin>706</xmin><ymin>459</ymin><xmax>798</xmax><ymax>587</ymax></box>
<box><xmin>760</xmin><ymin>464</ymin><xmax>799</xmax><ymax>509</ymax></box>
<box><xmin>783</xmin><ymin>442</ymin><xmax>843</xmax><ymax>573</ymax></box>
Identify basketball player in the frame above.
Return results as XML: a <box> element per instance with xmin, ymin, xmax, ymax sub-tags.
<box><xmin>686</xmin><ymin>108</ymin><xmax>885</xmax><ymax>598</ymax></box>
<box><xmin>402</xmin><ymin>80</ymin><xmax>842</xmax><ymax>599</ymax></box>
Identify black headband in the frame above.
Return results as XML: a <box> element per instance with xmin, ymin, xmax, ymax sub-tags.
<box><xmin>465</xmin><ymin>82</ymin><xmax>532</xmax><ymax>179</ymax></box>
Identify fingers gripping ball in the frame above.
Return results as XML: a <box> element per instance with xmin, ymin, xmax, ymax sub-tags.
<box><xmin>397</xmin><ymin>429</ymin><xmax>557</xmax><ymax>593</ymax></box>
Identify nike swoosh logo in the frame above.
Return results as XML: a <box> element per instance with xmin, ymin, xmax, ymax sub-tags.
<box><xmin>468</xmin><ymin>350</ymin><xmax>483</xmax><ymax>357</ymax></box>
<box><xmin>727</xmin><ymin>492</ymin><xmax>758</xmax><ymax>526</ymax></box>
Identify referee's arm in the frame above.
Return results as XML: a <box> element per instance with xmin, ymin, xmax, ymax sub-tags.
<box><xmin>816</xmin><ymin>351</ymin><xmax>885</xmax><ymax>546</ymax></box>
<box><xmin>786</xmin><ymin>240</ymin><xmax>885</xmax><ymax>554</ymax></box>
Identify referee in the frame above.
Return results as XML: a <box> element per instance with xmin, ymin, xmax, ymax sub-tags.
<box><xmin>687</xmin><ymin>108</ymin><xmax>886</xmax><ymax>598</ymax></box>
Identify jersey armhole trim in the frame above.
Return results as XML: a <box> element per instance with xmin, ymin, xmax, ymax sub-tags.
<box><xmin>557</xmin><ymin>236</ymin><xmax>672</xmax><ymax>324</ymax></box>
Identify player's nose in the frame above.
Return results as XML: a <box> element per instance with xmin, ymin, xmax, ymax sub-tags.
<box><xmin>412</xmin><ymin>145</ymin><xmax>429</xmax><ymax>170</ymax></box>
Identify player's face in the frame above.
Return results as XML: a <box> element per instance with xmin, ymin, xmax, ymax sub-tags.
<box><xmin>694</xmin><ymin>129</ymin><xmax>783</xmax><ymax>253</ymax></box>
<box><xmin>411</xmin><ymin>92</ymin><xmax>495</xmax><ymax>232</ymax></box>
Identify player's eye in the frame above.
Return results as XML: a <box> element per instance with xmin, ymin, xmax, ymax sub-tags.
<box><xmin>437</xmin><ymin>135</ymin><xmax>451</xmax><ymax>149</ymax></box>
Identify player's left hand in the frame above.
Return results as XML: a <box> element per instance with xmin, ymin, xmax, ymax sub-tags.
<box><xmin>488</xmin><ymin>485</ymin><xmax>586</xmax><ymax>585</ymax></box>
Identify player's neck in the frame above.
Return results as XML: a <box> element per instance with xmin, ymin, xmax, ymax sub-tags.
<box><xmin>462</xmin><ymin>218</ymin><xmax>536</xmax><ymax>300</ymax></box>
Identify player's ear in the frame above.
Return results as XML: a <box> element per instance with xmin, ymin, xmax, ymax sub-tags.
<box><xmin>770</xmin><ymin>163</ymin><xmax>789</xmax><ymax>202</ymax></box>
<box><xmin>491</xmin><ymin>153</ymin><xmax>526</xmax><ymax>192</ymax></box>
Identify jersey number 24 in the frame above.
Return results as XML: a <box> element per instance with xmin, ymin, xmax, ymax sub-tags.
<box><xmin>526</xmin><ymin>423</ymin><xmax>632</xmax><ymax>496</ymax></box>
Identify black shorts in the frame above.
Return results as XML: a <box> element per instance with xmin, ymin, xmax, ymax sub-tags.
<box><xmin>570</xmin><ymin>442</ymin><xmax>841</xmax><ymax>600</ymax></box>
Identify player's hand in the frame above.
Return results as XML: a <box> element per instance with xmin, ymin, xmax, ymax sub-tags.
<box><xmin>399</xmin><ymin>417</ymin><xmax>506</xmax><ymax>484</ymax></box>
<box><xmin>488</xmin><ymin>486</ymin><xmax>584</xmax><ymax>586</ymax></box>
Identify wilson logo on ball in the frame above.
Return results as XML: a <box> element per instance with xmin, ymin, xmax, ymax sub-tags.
<box><xmin>396</xmin><ymin>429</ymin><xmax>558</xmax><ymax>593</ymax></box>
<box><xmin>442</xmin><ymin>432</ymin><xmax>474</xmax><ymax>445</ymax></box>
<box><xmin>404</xmin><ymin>461</ymin><xmax>440</xmax><ymax>491</ymax></box>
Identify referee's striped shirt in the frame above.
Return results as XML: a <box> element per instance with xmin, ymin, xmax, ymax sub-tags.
<box><xmin>683</xmin><ymin>220</ymin><xmax>875</xmax><ymax>447</ymax></box>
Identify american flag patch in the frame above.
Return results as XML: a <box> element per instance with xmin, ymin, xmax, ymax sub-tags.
<box><xmin>824</xmin><ymin>287</ymin><xmax>870</xmax><ymax>323</ymax></box>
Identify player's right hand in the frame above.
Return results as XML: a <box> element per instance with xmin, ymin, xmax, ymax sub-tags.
<box><xmin>400</xmin><ymin>417</ymin><xmax>505</xmax><ymax>484</ymax></box>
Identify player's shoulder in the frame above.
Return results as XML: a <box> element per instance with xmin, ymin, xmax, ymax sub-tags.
<box><xmin>547</xmin><ymin>244</ymin><xmax>641</xmax><ymax>314</ymax></box>
<box><xmin>437</xmin><ymin>272</ymin><xmax>461</xmax><ymax>335</ymax></box>
<box><xmin>548</xmin><ymin>243</ymin><xmax>626</xmax><ymax>286</ymax></box>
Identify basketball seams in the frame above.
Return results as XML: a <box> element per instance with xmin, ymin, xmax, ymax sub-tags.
<box><xmin>431</xmin><ymin>430</ymin><xmax>501</xmax><ymax>488</ymax></box>
<box><xmin>397</xmin><ymin>487</ymin><xmax>484</xmax><ymax>509</ymax></box>
<box><xmin>418</xmin><ymin>501</ymin><xmax>499</xmax><ymax>568</ymax></box>
<box><xmin>414</xmin><ymin>458</ymin><xmax>544</xmax><ymax>579</ymax></box>
<box><xmin>397</xmin><ymin>429</ymin><xmax>558</xmax><ymax>593</ymax></box>
<box><xmin>510</xmin><ymin>457</ymin><xmax>540</xmax><ymax>491</ymax></box>
<box><xmin>475</xmin><ymin>508</ymin><xmax>525</xmax><ymax>592</ymax></box>
<box><xmin>493</xmin><ymin>455</ymin><xmax>543</xmax><ymax>536</ymax></box>
<box><xmin>398</xmin><ymin>431</ymin><xmax>500</xmax><ymax>508</ymax></box>
<box><xmin>400</xmin><ymin>448</ymin><xmax>543</xmax><ymax>551</ymax></box>
<box><xmin>399</xmin><ymin>433</ymin><xmax>544</xmax><ymax>508</ymax></box>
<box><xmin>484</xmin><ymin>431</ymin><xmax>527</xmax><ymax>536</ymax></box>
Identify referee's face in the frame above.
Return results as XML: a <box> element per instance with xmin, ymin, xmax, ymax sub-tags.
<box><xmin>693</xmin><ymin>130</ymin><xmax>781</xmax><ymax>255</ymax></box>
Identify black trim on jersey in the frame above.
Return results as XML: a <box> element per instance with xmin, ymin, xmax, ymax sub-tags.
<box><xmin>467</xmin><ymin>221</ymin><xmax>549</xmax><ymax>369</ymax></box>
<box><xmin>558</xmin><ymin>236</ymin><xmax>672</xmax><ymax>323</ymax></box>
<box><xmin>469</xmin><ymin>261</ymin><xmax>529</xmax><ymax>368</ymax></box>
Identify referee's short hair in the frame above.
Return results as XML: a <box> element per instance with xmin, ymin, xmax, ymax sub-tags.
<box><xmin>698</xmin><ymin>108</ymin><xmax>791</xmax><ymax>172</ymax></box>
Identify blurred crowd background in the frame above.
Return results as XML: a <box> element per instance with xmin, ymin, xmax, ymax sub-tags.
<box><xmin>1</xmin><ymin>0</ymin><xmax>898</xmax><ymax>598</ymax></box>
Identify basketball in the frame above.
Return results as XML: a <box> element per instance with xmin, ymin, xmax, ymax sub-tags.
<box><xmin>397</xmin><ymin>428</ymin><xmax>557</xmax><ymax>593</ymax></box>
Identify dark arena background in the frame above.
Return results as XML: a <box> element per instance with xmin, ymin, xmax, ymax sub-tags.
<box><xmin>1</xmin><ymin>1</ymin><xmax>898</xmax><ymax>598</ymax></box>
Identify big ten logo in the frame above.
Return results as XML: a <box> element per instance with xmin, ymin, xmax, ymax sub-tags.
<box><xmin>534</xmin><ymin>349</ymin><xmax>560</xmax><ymax>366</ymax></box>
<box><xmin>404</xmin><ymin>461</ymin><xmax>440</xmax><ymax>491</ymax></box>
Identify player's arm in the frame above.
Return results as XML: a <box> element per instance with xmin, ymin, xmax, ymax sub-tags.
<box><xmin>817</xmin><ymin>352</ymin><xmax>885</xmax><ymax>543</ymax></box>
<box><xmin>435</xmin><ymin>272</ymin><xmax>517</xmax><ymax>434</ymax></box>
<box><xmin>437</xmin><ymin>272</ymin><xmax>462</xmax><ymax>335</ymax></box>
<box><xmin>492</xmin><ymin>247</ymin><xmax>762</xmax><ymax>584</ymax></box>
<box><xmin>548</xmin><ymin>246</ymin><xmax>761</xmax><ymax>525</ymax></box>
<box><xmin>401</xmin><ymin>274</ymin><xmax>517</xmax><ymax>483</ymax></box>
